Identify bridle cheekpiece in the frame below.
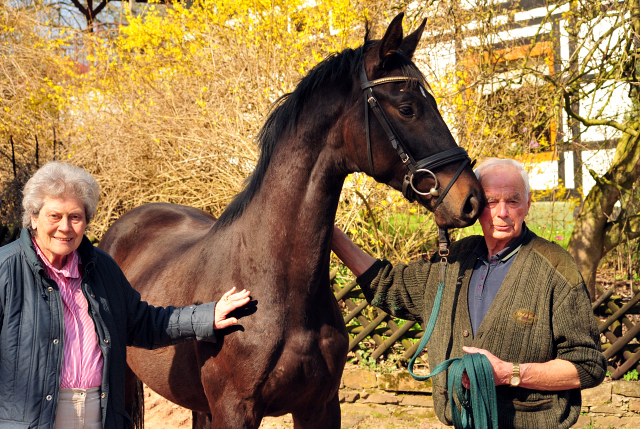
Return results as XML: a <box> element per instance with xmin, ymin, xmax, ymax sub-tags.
<box><xmin>359</xmin><ymin>64</ymin><xmax>473</xmax><ymax>209</ymax></box>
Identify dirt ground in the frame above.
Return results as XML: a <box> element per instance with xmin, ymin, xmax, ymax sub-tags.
<box><xmin>143</xmin><ymin>386</ymin><xmax>625</xmax><ymax>429</ymax></box>
<box><xmin>142</xmin><ymin>387</ymin><xmax>447</xmax><ymax>429</ymax></box>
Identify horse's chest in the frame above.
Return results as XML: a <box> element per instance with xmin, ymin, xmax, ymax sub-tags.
<box><xmin>261</xmin><ymin>327</ymin><xmax>348</xmax><ymax>405</ymax></box>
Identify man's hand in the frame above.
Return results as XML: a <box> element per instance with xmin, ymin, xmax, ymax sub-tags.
<box><xmin>462</xmin><ymin>346</ymin><xmax>511</xmax><ymax>387</ymax></box>
<box><xmin>461</xmin><ymin>346</ymin><xmax>581</xmax><ymax>390</ymax></box>
<box><xmin>214</xmin><ymin>287</ymin><xmax>251</xmax><ymax>329</ymax></box>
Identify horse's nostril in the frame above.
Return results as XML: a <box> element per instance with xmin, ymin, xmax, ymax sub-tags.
<box><xmin>463</xmin><ymin>196</ymin><xmax>474</xmax><ymax>215</ymax></box>
<box><xmin>463</xmin><ymin>193</ymin><xmax>482</xmax><ymax>220</ymax></box>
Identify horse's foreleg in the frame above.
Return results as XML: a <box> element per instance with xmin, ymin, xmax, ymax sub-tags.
<box><xmin>292</xmin><ymin>392</ymin><xmax>340</xmax><ymax>429</ymax></box>
<box><xmin>201</xmin><ymin>374</ymin><xmax>264</xmax><ymax>428</ymax></box>
<box><xmin>205</xmin><ymin>398</ymin><xmax>265</xmax><ymax>429</ymax></box>
<box><xmin>192</xmin><ymin>411</ymin><xmax>212</xmax><ymax>429</ymax></box>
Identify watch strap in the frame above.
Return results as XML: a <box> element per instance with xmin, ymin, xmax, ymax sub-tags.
<box><xmin>509</xmin><ymin>363</ymin><xmax>521</xmax><ymax>386</ymax></box>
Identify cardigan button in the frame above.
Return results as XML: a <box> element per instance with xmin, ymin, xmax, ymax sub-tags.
<box><xmin>48</xmin><ymin>287</ymin><xmax>54</xmax><ymax>292</ymax></box>
<box><xmin>101</xmin><ymin>393</ymin><xmax>106</xmax><ymax>399</ymax></box>
<box><xmin>462</xmin><ymin>330</ymin><xmax>470</xmax><ymax>337</ymax></box>
<box><xmin>53</xmin><ymin>339</ymin><xmax>59</xmax><ymax>345</ymax></box>
<box><xmin>46</xmin><ymin>395</ymin><xmax>52</xmax><ymax>401</ymax></box>
<box><xmin>104</xmin><ymin>339</ymin><xmax>109</xmax><ymax>343</ymax></box>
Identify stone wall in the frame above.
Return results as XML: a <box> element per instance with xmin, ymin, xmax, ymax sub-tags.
<box><xmin>339</xmin><ymin>369</ymin><xmax>640</xmax><ymax>428</ymax></box>
<box><xmin>339</xmin><ymin>369</ymin><xmax>440</xmax><ymax>424</ymax></box>
<box><xmin>579</xmin><ymin>380</ymin><xmax>640</xmax><ymax>428</ymax></box>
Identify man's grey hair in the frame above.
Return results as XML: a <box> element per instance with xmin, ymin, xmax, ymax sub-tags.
<box><xmin>22</xmin><ymin>162</ymin><xmax>100</xmax><ymax>231</ymax></box>
<box><xmin>474</xmin><ymin>158</ymin><xmax>531</xmax><ymax>196</ymax></box>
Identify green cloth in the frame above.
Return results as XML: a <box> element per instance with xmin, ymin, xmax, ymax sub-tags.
<box><xmin>357</xmin><ymin>229</ymin><xmax>606</xmax><ymax>429</ymax></box>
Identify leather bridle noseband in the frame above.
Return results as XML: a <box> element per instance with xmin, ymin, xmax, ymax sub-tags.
<box><xmin>359</xmin><ymin>64</ymin><xmax>474</xmax><ymax>208</ymax></box>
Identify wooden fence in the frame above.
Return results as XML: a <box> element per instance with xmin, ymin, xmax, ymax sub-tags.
<box><xmin>330</xmin><ymin>268</ymin><xmax>428</xmax><ymax>364</ymax></box>
<box><xmin>334</xmin><ymin>266</ymin><xmax>640</xmax><ymax>379</ymax></box>
<box><xmin>2</xmin><ymin>223</ymin><xmax>638</xmax><ymax>377</ymax></box>
<box><xmin>593</xmin><ymin>281</ymin><xmax>640</xmax><ymax>380</ymax></box>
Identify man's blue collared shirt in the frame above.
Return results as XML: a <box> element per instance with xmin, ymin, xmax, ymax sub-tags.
<box><xmin>467</xmin><ymin>225</ymin><xmax>529</xmax><ymax>336</ymax></box>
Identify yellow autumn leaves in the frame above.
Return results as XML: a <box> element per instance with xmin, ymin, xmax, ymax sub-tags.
<box><xmin>1</xmin><ymin>0</ymin><xmax>441</xmax><ymax>259</ymax></box>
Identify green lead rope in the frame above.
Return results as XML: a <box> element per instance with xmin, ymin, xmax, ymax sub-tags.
<box><xmin>407</xmin><ymin>264</ymin><xmax>499</xmax><ymax>429</ymax></box>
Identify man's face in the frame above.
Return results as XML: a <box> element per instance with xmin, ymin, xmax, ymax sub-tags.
<box><xmin>478</xmin><ymin>165</ymin><xmax>531</xmax><ymax>249</ymax></box>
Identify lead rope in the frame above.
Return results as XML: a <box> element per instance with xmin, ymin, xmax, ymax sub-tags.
<box><xmin>407</xmin><ymin>227</ymin><xmax>499</xmax><ymax>429</ymax></box>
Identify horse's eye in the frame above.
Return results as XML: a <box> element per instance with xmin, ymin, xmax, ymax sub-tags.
<box><xmin>399</xmin><ymin>106</ymin><xmax>414</xmax><ymax>117</ymax></box>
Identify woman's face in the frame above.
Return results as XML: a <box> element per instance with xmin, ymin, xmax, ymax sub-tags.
<box><xmin>31</xmin><ymin>195</ymin><xmax>87</xmax><ymax>268</ymax></box>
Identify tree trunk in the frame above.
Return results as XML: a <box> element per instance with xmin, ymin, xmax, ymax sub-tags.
<box><xmin>568</xmin><ymin>126</ymin><xmax>640</xmax><ymax>300</ymax></box>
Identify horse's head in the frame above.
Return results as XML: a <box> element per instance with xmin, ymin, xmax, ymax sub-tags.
<box><xmin>345</xmin><ymin>13</ymin><xmax>484</xmax><ymax>229</ymax></box>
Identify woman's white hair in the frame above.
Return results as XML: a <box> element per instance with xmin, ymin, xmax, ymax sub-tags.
<box><xmin>22</xmin><ymin>162</ymin><xmax>100</xmax><ymax>231</ymax></box>
<box><xmin>474</xmin><ymin>158</ymin><xmax>531</xmax><ymax>196</ymax></box>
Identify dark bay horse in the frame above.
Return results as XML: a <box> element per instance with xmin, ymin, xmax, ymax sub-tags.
<box><xmin>99</xmin><ymin>13</ymin><xmax>484</xmax><ymax>429</ymax></box>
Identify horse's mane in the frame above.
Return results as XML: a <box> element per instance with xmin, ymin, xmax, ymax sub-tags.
<box><xmin>214</xmin><ymin>38</ymin><xmax>427</xmax><ymax>229</ymax></box>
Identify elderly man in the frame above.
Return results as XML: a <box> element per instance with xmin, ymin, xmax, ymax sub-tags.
<box><xmin>332</xmin><ymin>158</ymin><xmax>605</xmax><ymax>429</ymax></box>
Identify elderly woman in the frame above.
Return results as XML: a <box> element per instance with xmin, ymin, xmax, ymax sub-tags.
<box><xmin>0</xmin><ymin>162</ymin><xmax>250</xmax><ymax>429</ymax></box>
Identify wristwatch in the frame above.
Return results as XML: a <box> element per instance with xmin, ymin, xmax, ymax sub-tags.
<box><xmin>509</xmin><ymin>363</ymin><xmax>521</xmax><ymax>387</ymax></box>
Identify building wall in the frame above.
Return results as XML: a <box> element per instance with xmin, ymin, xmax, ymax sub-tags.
<box><xmin>414</xmin><ymin>0</ymin><xmax>631</xmax><ymax>198</ymax></box>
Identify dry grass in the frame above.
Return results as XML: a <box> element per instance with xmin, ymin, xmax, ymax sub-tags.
<box><xmin>0</xmin><ymin>1</ymin><xmax>443</xmax><ymax>261</ymax></box>
<box><xmin>0</xmin><ymin>0</ymin><xmax>563</xmax><ymax>259</ymax></box>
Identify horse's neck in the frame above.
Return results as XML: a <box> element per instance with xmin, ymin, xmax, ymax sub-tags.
<box><xmin>249</xmin><ymin>138</ymin><xmax>344</xmax><ymax>249</ymax></box>
<box><xmin>220</xmin><ymin>133</ymin><xmax>346</xmax><ymax>293</ymax></box>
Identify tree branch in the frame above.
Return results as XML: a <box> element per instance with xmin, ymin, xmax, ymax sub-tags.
<box><xmin>604</xmin><ymin>214</ymin><xmax>640</xmax><ymax>253</ymax></box>
<box><xmin>92</xmin><ymin>0</ymin><xmax>110</xmax><ymax>19</ymax></box>
<box><xmin>588</xmin><ymin>168</ymin><xmax>632</xmax><ymax>196</ymax></box>
<box><xmin>563</xmin><ymin>92</ymin><xmax>639</xmax><ymax>136</ymax></box>
<box><xmin>68</xmin><ymin>0</ymin><xmax>89</xmax><ymax>20</ymax></box>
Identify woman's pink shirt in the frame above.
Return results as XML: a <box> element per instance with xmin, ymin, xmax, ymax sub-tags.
<box><xmin>33</xmin><ymin>238</ymin><xmax>104</xmax><ymax>389</ymax></box>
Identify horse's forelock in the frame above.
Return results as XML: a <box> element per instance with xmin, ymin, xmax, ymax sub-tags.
<box><xmin>381</xmin><ymin>50</ymin><xmax>428</xmax><ymax>89</ymax></box>
<box><xmin>364</xmin><ymin>19</ymin><xmax>372</xmax><ymax>43</ymax></box>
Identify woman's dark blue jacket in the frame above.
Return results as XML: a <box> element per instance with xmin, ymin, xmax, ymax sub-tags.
<box><xmin>0</xmin><ymin>229</ymin><xmax>217</xmax><ymax>429</ymax></box>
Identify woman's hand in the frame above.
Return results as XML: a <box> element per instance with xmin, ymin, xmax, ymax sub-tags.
<box><xmin>214</xmin><ymin>287</ymin><xmax>251</xmax><ymax>329</ymax></box>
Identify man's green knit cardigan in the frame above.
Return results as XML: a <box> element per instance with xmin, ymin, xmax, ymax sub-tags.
<box><xmin>356</xmin><ymin>229</ymin><xmax>606</xmax><ymax>429</ymax></box>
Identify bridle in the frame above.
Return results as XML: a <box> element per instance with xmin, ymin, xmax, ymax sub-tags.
<box><xmin>359</xmin><ymin>64</ymin><xmax>474</xmax><ymax>210</ymax></box>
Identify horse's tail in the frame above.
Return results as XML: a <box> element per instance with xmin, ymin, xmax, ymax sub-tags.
<box><xmin>132</xmin><ymin>377</ymin><xmax>145</xmax><ymax>429</ymax></box>
<box><xmin>125</xmin><ymin>364</ymin><xmax>144</xmax><ymax>429</ymax></box>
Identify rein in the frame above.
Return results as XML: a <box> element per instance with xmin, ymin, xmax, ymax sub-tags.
<box><xmin>359</xmin><ymin>65</ymin><xmax>472</xmax><ymax>206</ymax></box>
<box><xmin>406</xmin><ymin>228</ymin><xmax>499</xmax><ymax>428</ymax></box>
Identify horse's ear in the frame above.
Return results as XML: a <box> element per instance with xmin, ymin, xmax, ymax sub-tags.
<box><xmin>377</xmin><ymin>13</ymin><xmax>405</xmax><ymax>63</ymax></box>
<box><xmin>398</xmin><ymin>18</ymin><xmax>426</xmax><ymax>59</ymax></box>
<box><xmin>364</xmin><ymin>18</ymin><xmax>372</xmax><ymax>42</ymax></box>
